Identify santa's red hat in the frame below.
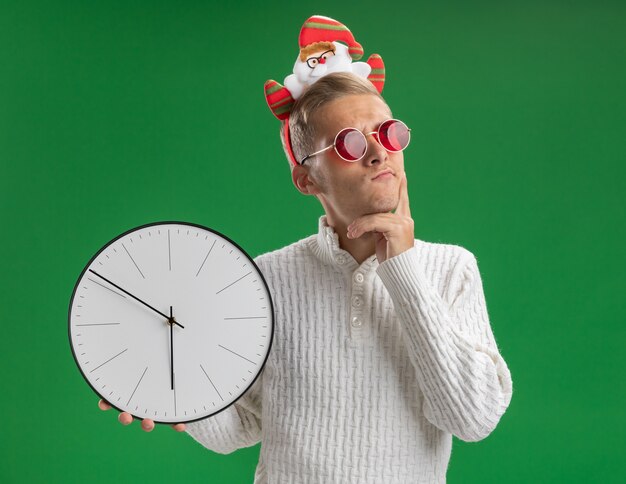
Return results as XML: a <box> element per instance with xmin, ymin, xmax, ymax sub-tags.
<box><xmin>299</xmin><ymin>15</ymin><xmax>364</xmax><ymax>60</ymax></box>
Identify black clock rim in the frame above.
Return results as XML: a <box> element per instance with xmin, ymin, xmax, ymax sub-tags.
<box><xmin>67</xmin><ymin>220</ymin><xmax>275</xmax><ymax>425</ymax></box>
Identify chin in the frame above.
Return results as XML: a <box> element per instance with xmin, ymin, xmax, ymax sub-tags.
<box><xmin>373</xmin><ymin>187</ymin><xmax>398</xmax><ymax>208</ymax></box>
<box><xmin>367</xmin><ymin>196</ymin><xmax>397</xmax><ymax>214</ymax></box>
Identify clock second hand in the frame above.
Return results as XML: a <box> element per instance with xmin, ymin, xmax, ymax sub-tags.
<box><xmin>89</xmin><ymin>269</ymin><xmax>185</xmax><ymax>329</ymax></box>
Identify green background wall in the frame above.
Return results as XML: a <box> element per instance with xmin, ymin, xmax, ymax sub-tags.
<box><xmin>1</xmin><ymin>0</ymin><xmax>624</xmax><ymax>482</ymax></box>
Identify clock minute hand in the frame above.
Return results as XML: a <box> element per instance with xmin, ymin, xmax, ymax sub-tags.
<box><xmin>89</xmin><ymin>269</ymin><xmax>185</xmax><ymax>329</ymax></box>
<box><xmin>169</xmin><ymin>305</ymin><xmax>175</xmax><ymax>391</ymax></box>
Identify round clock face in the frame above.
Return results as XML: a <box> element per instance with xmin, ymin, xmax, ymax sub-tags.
<box><xmin>68</xmin><ymin>221</ymin><xmax>274</xmax><ymax>424</ymax></box>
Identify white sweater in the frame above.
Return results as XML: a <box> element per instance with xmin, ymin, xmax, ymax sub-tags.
<box><xmin>185</xmin><ymin>215</ymin><xmax>513</xmax><ymax>483</ymax></box>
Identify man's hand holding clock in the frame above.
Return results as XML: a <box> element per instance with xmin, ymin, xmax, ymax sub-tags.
<box><xmin>98</xmin><ymin>399</ymin><xmax>186</xmax><ymax>432</ymax></box>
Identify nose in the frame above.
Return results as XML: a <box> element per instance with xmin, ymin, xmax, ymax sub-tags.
<box><xmin>362</xmin><ymin>132</ymin><xmax>388</xmax><ymax>166</ymax></box>
<box><xmin>319</xmin><ymin>57</ymin><xmax>326</xmax><ymax>64</ymax></box>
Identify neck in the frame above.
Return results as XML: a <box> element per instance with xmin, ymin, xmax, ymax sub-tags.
<box><xmin>324</xmin><ymin>213</ymin><xmax>377</xmax><ymax>265</ymax></box>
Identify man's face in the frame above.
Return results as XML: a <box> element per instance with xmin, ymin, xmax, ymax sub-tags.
<box><xmin>295</xmin><ymin>93</ymin><xmax>406</xmax><ymax>224</ymax></box>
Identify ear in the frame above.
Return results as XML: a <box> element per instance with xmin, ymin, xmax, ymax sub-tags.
<box><xmin>291</xmin><ymin>163</ymin><xmax>323</xmax><ymax>196</ymax></box>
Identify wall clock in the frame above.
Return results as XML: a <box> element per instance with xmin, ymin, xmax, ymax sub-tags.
<box><xmin>68</xmin><ymin>221</ymin><xmax>274</xmax><ymax>424</ymax></box>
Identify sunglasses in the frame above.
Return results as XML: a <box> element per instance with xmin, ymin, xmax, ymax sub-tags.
<box><xmin>299</xmin><ymin>118</ymin><xmax>411</xmax><ymax>165</ymax></box>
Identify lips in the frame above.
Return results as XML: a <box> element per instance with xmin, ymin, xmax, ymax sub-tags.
<box><xmin>371</xmin><ymin>169</ymin><xmax>393</xmax><ymax>180</ymax></box>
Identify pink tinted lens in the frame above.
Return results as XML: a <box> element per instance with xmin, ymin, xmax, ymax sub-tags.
<box><xmin>379</xmin><ymin>120</ymin><xmax>410</xmax><ymax>152</ymax></box>
<box><xmin>335</xmin><ymin>128</ymin><xmax>367</xmax><ymax>161</ymax></box>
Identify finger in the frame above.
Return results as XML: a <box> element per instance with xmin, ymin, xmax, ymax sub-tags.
<box><xmin>118</xmin><ymin>412</ymin><xmax>133</xmax><ymax>425</ymax></box>
<box><xmin>98</xmin><ymin>399</ymin><xmax>112</xmax><ymax>411</ymax></box>
<box><xmin>141</xmin><ymin>418</ymin><xmax>155</xmax><ymax>432</ymax></box>
<box><xmin>348</xmin><ymin>214</ymin><xmax>394</xmax><ymax>239</ymax></box>
<box><xmin>171</xmin><ymin>423</ymin><xmax>186</xmax><ymax>432</ymax></box>
<box><xmin>394</xmin><ymin>171</ymin><xmax>411</xmax><ymax>218</ymax></box>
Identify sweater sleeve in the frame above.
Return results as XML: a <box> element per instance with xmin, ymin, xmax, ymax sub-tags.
<box><xmin>184</xmin><ymin>366</ymin><xmax>264</xmax><ymax>454</ymax></box>
<box><xmin>375</xmin><ymin>245</ymin><xmax>513</xmax><ymax>442</ymax></box>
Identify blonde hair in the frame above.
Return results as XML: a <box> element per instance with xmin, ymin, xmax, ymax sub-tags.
<box><xmin>279</xmin><ymin>72</ymin><xmax>386</xmax><ymax>169</ymax></box>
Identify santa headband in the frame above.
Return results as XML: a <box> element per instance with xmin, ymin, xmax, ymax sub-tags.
<box><xmin>263</xmin><ymin>15</ymin><xmax>385</xmax><ymax>167</ymax></box>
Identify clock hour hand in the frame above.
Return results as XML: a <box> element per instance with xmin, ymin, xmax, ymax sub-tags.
<box><xmin>89</xmin><ymin>269</ymin><xmax>185</xmax><ymax>329</ymax></box>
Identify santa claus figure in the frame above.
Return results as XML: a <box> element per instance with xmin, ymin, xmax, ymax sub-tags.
<box><xmin>264</xmin><ymin>15</ymin><xmax>385</xmax><ymax>121</ymax></box>
<box><xmin>285</xmin><ymin>39</ymin><xmax>372</xmax><ymax>100</ymax></box>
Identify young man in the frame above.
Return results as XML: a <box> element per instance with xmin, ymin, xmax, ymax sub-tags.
<box><xmin>100</xmin><ymin>72</ymin><xmax>513</xmax><ymax>483</ymax></box>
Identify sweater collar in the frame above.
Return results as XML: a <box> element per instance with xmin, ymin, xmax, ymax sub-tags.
<box><xmin>309</xmin><ymin>214</ymin><xmax>378</xmax><ymax>271</ymax></box>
